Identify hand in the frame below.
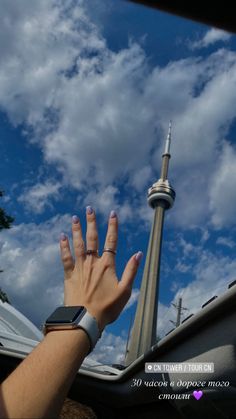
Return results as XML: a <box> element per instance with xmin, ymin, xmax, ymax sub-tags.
<box><xmin>59</xmin><ymin>207</ymin><xmax>143</xmax><ymax>332</ymax></box>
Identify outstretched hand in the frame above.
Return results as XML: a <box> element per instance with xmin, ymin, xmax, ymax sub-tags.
<box><xmin>60</xmin><ymin>207</ymin><xmax>143</xmax><ymax>332</ymax></box>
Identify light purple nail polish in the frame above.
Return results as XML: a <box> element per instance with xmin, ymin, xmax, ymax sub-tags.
<box><xmin>135</xmin><ymin>251</ymin><xmax>143</xmax><ymax>263</ymax></box>
<box><xmin>60</xmin><ymin>233</ymin><xmax>67</xmax><ymax>241</ymax></box>
<box><xmin>110</xmin><ymin>210</ymin><xmax>117</xmax><ymax>218</ymax></box>
<box><xmin>86</xmin><ymin>206</ymin><xmax>93</xmax><ymax>215</ymax></box>
<box><xmin>72</xmin><ymin>215</ymin><xmax>79</xmax><ymax>224</ymax></box>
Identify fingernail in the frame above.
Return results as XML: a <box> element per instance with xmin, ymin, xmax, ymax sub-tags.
<box><xmin>86</xmin><ymin>206</ymin><xmax>94</xmax><ymax>215</ymax></box>
<box><xmin>72</xmin><ymin>215</ymin><xmax>79</xmax><ymax>224</ymax></box>
<box><xmin>110</xmin><ymin>210</ymin><xmax>117</xmax><ymax>218</ymax></box>
<box><xmin>60</xmin><ymin>233</ymin><xmax>67</xmax><ymax>241</ymax></box>
<box><xmin>135</xmin><ymin>251</ymin><xmax>143</xmax><ymax>263</ymax></box>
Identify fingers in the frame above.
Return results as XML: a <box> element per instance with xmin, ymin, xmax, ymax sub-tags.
<box><xmin>119</xmin><ymin>251</ymin><xmax>143</xmax><ymax>294</ymax></box>
<box><xmin>72</xmin><ymin>215</ymin><xmax>86</xmax><ymax>263</ymax></box>
<box><xmin>102</xmin><ymin>210</ymin><xmax>118</xmax><ymax>264</ymax></box>
<box><xmin>86</xmin><ymin>206</ymin><xmax>99</xmax><ymax>253</ymax></box>
<box><xmin>60</xmin><ymin>233</ymin><xmax>74</xmax><ymax>277</ymax></box>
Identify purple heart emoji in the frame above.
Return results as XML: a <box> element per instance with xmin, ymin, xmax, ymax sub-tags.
<box><xmin>193</xmin><ymin>390</ymin><xmax>203</xmax><ymax>400</ymax></box>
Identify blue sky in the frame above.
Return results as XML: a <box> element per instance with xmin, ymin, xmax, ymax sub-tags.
<box><xmin>1</xmin><ymin>0</ymin><xmax>236</xmax><ymax>364</ymax></box>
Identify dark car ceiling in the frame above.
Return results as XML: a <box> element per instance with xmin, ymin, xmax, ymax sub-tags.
<box><xmin>129</xmin><ymin>1</ymin><xmax>236</xmax><ymax>34</ymax></box>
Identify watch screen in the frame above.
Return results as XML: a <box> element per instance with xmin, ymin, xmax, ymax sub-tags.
<box><xmin>46</xmin><ymin>306</ymin><xmax>84</xmax><ymax>324</ymax></box>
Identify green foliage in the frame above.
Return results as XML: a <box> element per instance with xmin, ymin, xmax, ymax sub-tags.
<box><xmin>0</xmin><ymin>189</ymin><xmax>14</xmax><ymax>302</ymax></box>
<box><xmin>0</xmin><ymin>189</ymin><xmax>14</xmax><ymax>230</ymax></box>
<box><xmin>0</xmin><ymin>287</ymin><xmax>11</xmax><ymax>303</ymax></box>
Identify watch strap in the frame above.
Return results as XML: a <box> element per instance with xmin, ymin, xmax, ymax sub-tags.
<box><xmin>78</xmin><ymin>311</ymin><xmax>102</xmax><ymax>352</ymax></box>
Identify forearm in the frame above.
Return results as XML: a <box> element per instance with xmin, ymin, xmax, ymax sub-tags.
<box><xmin>0</xmin><ymin>330</ymin><xmax>90</xmax><ymax>419</ymax></box>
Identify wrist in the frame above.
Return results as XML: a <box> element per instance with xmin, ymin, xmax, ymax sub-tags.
<box><xmin>45</xmin><ymin>328</ymin><xmax>91</xmax><ymax>356</ymax></box>
<box><xmin>44</xmin><ymin>306</ymin><xmax>103</xmax><ymax>353</ymax></box>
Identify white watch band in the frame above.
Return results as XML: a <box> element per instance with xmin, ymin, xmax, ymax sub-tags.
<box><xmin>78</xmin><ymin>311</ymin><xmax>102</xmax><ymax>352</ymax></box>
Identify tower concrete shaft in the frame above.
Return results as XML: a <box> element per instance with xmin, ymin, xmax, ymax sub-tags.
<box><xmin>125</xmin><ymin>122</ymin><xmax>175</xmax><ymax>365</ymax></box>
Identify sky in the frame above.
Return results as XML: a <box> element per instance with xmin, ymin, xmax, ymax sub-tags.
<box><xmin>1</xmin><ymin>0</ymin><xmax>236</xmax><ymax>365</ymax></box>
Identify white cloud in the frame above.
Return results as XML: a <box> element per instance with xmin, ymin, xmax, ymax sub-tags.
<box><xmin>200</xmin><ymin>229</ymin><xmax>210</xmax><ymax>244</ymax></box>
<box><xmin>82</xmin><ymin>185</ymin><xmax>133</xmax><ymax>224</ymax></box>
<box><xmin>42</xmin><ymin>42</ymin><xmax>155</xmax><ymax>193</ymax></box>
<box><xmin>131</xmin><ymin>166</ymin><xmax>153</xmax><ymax>191</ymax></box>
<box><xmin>170</xmin><ymin>280</ymin><xmax>181</xmax><ymax>293</ymax></box>
<box><xmin>181</xmin><ymin>251</ymin><xmax>235</xmax><ymax>308</ymax></box>
<box><xmin>18</xmin><ymin>180</ymin><xmax>62</xmax><ymax>214</ymax></box>
<box><xmin>2</xmin><ymin>2</ymin><xmax>236</xmax><ymax>362</ymax></box>
<box><xmin>0</xmin><ymin>1</ymin><xmax>236</xmax><ymax>231</ymax></box>
<box><xmin>189</xmin><ymin>28</ymin><xmax>231</xmax><ymax>50</ymax></box>
<box><xmin>164</xmin><ymin>50</ymin><xmax>236</xmax><ymax>228</ymax></box>
<box><xmin>158</xmin><ymin>233</ymin><xmax>236</xmax><ymax>337</ymax></box>
<box><xmin>175</xmin><ymin>260</ymin><xmax>192</xmax><ymax>273</ymax></box>
<box><xmin>82</xmin><ymin>185</ymin><xmax>119</xmax><ymax>218</ymax></box>
<box><xmin>89</xmin><ymin>331</ymin><xmax>126</xmax><ymax>365</ymax></box>
<box><xmin>157</xmin><ymin>247</ymin><xmax>236</xmax><ymax>338</ymax></box>
<box><xmin>178</xmin><ymin>236</ymin><xmax>201</xmax><ymax>258</ymax></box>
<box><xmin>209</xmin><ymin>143</ymin><xmax>236</xmax><ymax>228</ymax></box>
<box><xmin>216</xmin><ymin>236</ymin><xmax>235</xmax><ymax>248</ymax></box>
<box><xmin>181</xmin><ymin>251</ymin><xmax>234</xmax><ymax>308</ymax></box>
<box><xmin>124</xmin><ymin>288</ymin><xmax>140</xmax><ymax>311</ymax></box>
<box><xmin>157</xmin><ymin>302</ymin><xmax>177</xmax><ymax>338</ymax></box>
<box><xmin>0</xmin><ymin>215</ymin><xmax>71</xmax><ymax>326</ymax></box>
<box><xmin>0</xmin><ymin>0</ymin><xmax>105</xmax><ymax>126</ymax></box>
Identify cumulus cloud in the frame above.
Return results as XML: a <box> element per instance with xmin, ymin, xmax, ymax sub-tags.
<box><xmin>175</xmin><ymin>260</ymin><xmax>192</xmax><ymax>273</ymax></box>
<box><xmin>189</xmin><ymin>28</ymin><xmax>231</xmax><ymax>50</ymax></box>
<box><xmin>0</xmin><ymin>0</ymin><xmax>105</xmax><ymax>126</ymax></box>
<box><xmin>157</xmin><ymin>247</ymin><xmax>236</xmax><ymax>338</ymax></box>
<box><xmin>200</xmin><ymin>229</ymin><xmax>210</xmax><ymax>244</ymax></box>
<box><xmin>216</xmin><ymin>236</ymin><xmax>235</xmax><ymax>248</ymax></box>
<box><xmin>82</xmin><ymin>184</ymin><xmax>134</xmax><ymax>225</ymax></box>
<box><xmin>179</xmin><ymin>250</ymin><xmax>235</xmax><ymax>310</ymax></box>
<box><xmin>0</xmin><ymin>1</ymin><xmax>236</xmax><ymax>230</ymax></box>
<box><xmin>18</xmin><ymin>180</ymin><xmax>62</xmax><ymax>214</ymax></box>
<box><xmin>124</xmin><ymin>288</ymin><xmax>140</xmax><ymax>311</ymax></box>
<box><xmin>157</xmin><ymin>302</ymin><xmax>178</xmax><ymax>338</ymax></box>
<box><xmin>209</xmin><ymin>143</ymin><xmax>236</xmax><ymax>228</ymax></box>
<box><xmin>131</xmin><ymin>166</ymin><xmax>153</xmax><ymax>192</ymax></box>
<box><xmin>178</xmin><ymin>236</ymin><xmax>201</xmax><ymax>257</ymax></box>
<box><xmin>0</xmin><ymin>215</ymin><xmax>71</xmax><ymax>326</ymax></box>
<box><xmin>90</xmin><ymin>331</ymin><xmax>126</xmax><ymax>365</ymax></box>
<box><xmin>2</xmin><ymin>1</ymin><xmax>236</xmax><ymax>364</ymax></box>
<box><xmin>156</xmin><ymin>230</ymin><xmax>236</xmax><ymax>338</ymax></box>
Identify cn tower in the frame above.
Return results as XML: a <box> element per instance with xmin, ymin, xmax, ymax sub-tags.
<box><xmin>125</xmin><ymin>122</ymin><xmax>176</xmax><ymax>365</ymax></box>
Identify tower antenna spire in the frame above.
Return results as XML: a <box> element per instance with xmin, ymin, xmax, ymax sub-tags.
<box><xmin>164</xmin><ymin>120</ymin><xmax>172</xmax><ymax>155</ymax></box>
<box><xmin>161</xmin><ymin>120</ymin><xmax>173</xmax><ymax>181</ymax></box>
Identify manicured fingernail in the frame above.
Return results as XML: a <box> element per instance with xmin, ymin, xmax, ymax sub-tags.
<box><xmin>60</xmin><ymin>233</ymin><xmax>67</xmax><ymax>241</ymax></box>
<box><xmin>86</xmin><ymin>206</ymin><xmax>93</xmax><ymax>215</ymax></box>
<box><xmin>110</xmin><ymin>210</ymin><xmax>117</xmax><ymax>218</ymax></box>
<box><xmin>72</xmin><ymin>215</ymin><xmax>79</xmax><ymax>224</ymax></box>
<box><xmin>135</xmin><ymin>251</ymin><xmax>143</xmax><ymax>263</ymax></box>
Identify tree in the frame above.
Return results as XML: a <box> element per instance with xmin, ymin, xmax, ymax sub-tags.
<box><xmin>0</xmin><ymin>188</ymin><xmax>14</xmax><ymax>304</ymax></box>
<box><xmin>0</xmin><ymin>189</ymin><xmax>14</xmax><ymax>230</ymax></box>
<box><xmin>0</xmin><ymin>287</ymin><xmax>10</xmax><ymax>304</ymax></box>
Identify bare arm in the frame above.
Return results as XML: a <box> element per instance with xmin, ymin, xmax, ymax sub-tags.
<box><xmin>0</xmin><ymin>208</ymin><xmax>142</xmax><ymax>418</ymax></box>
<box><xmin>1</xmin><ymin>330</ymin><xmax>90</xmax><ymax>418</ymax></box>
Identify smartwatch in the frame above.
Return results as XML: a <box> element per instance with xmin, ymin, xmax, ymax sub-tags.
<box><xmin>43</xmin><ymin>306</ymin><xmax>102</xmax><ymax>352</ymax></box>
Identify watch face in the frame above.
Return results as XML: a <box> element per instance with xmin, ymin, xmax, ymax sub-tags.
<box><xmin>46</xmin><ymin>306</ymin><xmax>84</xmax><ymax>324</ymax></box>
